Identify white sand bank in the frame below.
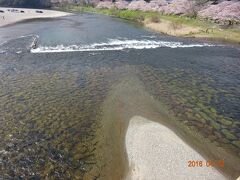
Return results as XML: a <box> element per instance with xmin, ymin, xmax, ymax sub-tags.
<box><xmin>125</xmin><ymin>116</ymin><xmax>226</xmax><ymax>180</ymax></box>
<box><xmin>0</xmin><ymin>7</ymin><xmax>71</xmax><ymax>27</ymax></box>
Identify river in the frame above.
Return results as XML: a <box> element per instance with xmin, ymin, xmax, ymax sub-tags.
<box><xmin>0</xmin><ymin>13</ymin><xmax>239</xmax><ymax>179</ymax></box>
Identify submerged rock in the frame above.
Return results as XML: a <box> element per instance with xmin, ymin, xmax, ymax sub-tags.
<box><xmin>232</xmin><ymin>141</ymin><xmax>240</xmax><ymax>148</ymax></box>
<box><xmin>221</xmin><ymin>129</ymin><xmax>237</xmax><ymax>140</ymax></box>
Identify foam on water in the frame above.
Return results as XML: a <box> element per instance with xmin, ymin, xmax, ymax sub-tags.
<box><xmin>31</xmin><ymin>39</ymin><xmax>214</xmax><ymax>53</ymax></box>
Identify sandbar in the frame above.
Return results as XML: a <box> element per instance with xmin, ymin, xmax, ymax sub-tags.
<box><xmin>0</xmin><ymin>7</ymin><xmax>71</xmax><ymax>27</ymax></box>
<box><xmin>125</xmin><ymin>116</ymin><xmax>227</xmax><ymax>180</ymax></box>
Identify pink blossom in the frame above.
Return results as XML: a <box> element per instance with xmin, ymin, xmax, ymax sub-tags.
<box><xmin>115</xmin><ymin>1</ymin><xmax>129</xmax><ymax>10</ymax></box>
<box><xmin>96</xmin><ymin>1</ymin><xmax>115</xmax><ymax>9</ymax></box>
<box><xmin>158</xmin><ymin>0</ymin><xmax>196</xmax><ymax>16</ymax></box>
<box><xmin>127</xmin><ymin>0</ymin><xmax>148</xmax><ymax>11</ymax></box>
<box><xmin>198</xmin><ymin>1</ymin><xmax>240</xmax><ymax>23</ymax></box>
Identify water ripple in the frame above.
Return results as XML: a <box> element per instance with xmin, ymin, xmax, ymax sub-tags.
<box><xmin>31</xmin><ymin>39</ymin><xmax>215</xmax><ymax>53</ymax></box>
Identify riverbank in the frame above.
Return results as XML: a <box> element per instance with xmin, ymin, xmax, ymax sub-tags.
<box><xmin>125</xmin><ymin>116</ymin><xmax>226</xmax><ymax>180</ymax></box>
<box><xmin>59</xmin><ymin>6</ymin><xmax>240</xmax><ymax>44</ymax></box>
<box><xmin>0</xmin><ymin>7</ymin><xmax>71</xmax><ymax>27</ymax></box>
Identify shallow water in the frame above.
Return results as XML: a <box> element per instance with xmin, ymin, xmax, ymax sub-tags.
<box><xmin>0</xmin><ymin>13</ymin><xmax>239</xmax><ymax>179</ymax></box>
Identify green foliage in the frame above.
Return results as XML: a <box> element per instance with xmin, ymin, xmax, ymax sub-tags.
<box><xmin>77</xmin><ymin>7</ymin><xmax>160</xmax><ymax>23</ymax></box>
<box><xmin>149</xmin><ymin>14</ymin><xmax>160</xmax><ymax>23</ymax></box>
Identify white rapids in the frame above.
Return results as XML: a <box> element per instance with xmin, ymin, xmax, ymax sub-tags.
<box><xmin>31</xmin><ymin>39</ymin><xmax>215</xmax><ymax>53</ymax></box>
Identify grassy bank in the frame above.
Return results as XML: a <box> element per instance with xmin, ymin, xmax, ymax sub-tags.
<box><xmin>58</xmin><ymin>5</ymin><xmax>240</xmax><ymax>44</ymax></box>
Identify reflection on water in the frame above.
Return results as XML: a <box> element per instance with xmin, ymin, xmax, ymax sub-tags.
<box><xmin>0</xmin><ymin>14</ymin><xmax>240</xmax><ymax>179</ymax></box>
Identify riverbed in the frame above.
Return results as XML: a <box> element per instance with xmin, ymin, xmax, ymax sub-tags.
<box><xmin>0</xmin><ymin>13</ymin><xmax>239</xmax><ymax>179</ymax></box>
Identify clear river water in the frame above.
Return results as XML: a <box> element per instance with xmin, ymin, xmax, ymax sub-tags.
<box><xmin>0</xmin><ymin>13</ymin><xmax>239</xmax><ymax>179</ymax></box>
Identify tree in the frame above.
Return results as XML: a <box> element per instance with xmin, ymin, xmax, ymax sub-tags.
<box><xmin>194</xmin><ymin>0</ymin><xmax>220</xmax><ymax>6</ymax></box>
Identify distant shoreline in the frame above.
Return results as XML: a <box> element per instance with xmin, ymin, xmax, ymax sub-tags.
<box><xmin>59</xmin><ymin>6</ymin><xmax>240</xmax><ymax>45</ymax></box>
<box><xmin>0</xmin><ymin>7</ymin><xmax>71</xmax><ymax>27</ymax></box>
